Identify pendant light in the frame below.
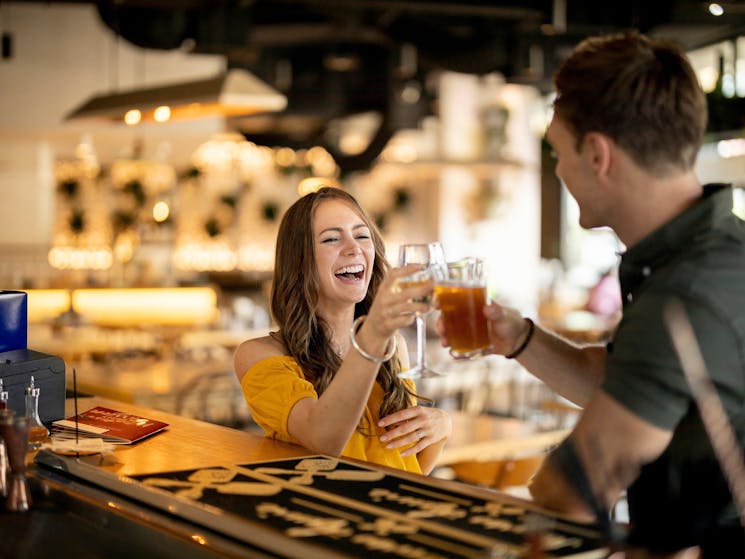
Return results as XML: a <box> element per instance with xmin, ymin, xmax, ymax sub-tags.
<box><xmin>65</xmin><ymin>68</ymin><xmax>287</xmax><ymax>125</ymax></box>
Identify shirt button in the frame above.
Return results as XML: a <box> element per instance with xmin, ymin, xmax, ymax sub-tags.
<box><xmin>642</xmin><ymin>266</ymin><xmax>651</xmax><ymax>277</ymax></box>
<box><xmin>626</xmin><ymin>293</ymin><xmax>633</xmax><ymax>302</ymax></box>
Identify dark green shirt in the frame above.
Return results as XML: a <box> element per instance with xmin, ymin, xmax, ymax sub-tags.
<box><xmin>602</xmin><ymin>184</ymin><xmax>745</xmax><ymax>555</ymax></box>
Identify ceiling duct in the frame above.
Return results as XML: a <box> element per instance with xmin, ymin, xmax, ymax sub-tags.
<box><xmin>65</xmin><ymin>69</ymin><xmax>287</xmax><ymax>124</ymax></box>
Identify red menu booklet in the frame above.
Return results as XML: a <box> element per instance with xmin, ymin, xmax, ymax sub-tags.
<box><xmin>52</xmin><ymin>406</ymin><xmax>169</xmax><ymax>444</ymax></box>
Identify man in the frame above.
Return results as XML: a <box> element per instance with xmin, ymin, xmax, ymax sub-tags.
<box><xmin>444</xmin><ymin>32</ymin><xmax>745</xmax><ymax>557</ymax></box>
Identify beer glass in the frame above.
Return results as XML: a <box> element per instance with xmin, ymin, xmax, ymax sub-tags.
<box><xmin>435</xmin><ymin>257</ymin><xmax>491</xmax><ymax>359</ymax></box>
<box><xmin>397</xmin><ymin>243</ymin><xmax>446</xmax><ymax>379</ymax></box>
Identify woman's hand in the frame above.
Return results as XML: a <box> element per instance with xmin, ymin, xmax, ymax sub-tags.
<box><xmin>362</xmin><ymin>264</ymin><xmax>433</xmax><ymax>343</ymax></box>
<box><xmin>377</xmin><ymin>405</ymin><xmax>452</xmax><ymax>457</ymax></box>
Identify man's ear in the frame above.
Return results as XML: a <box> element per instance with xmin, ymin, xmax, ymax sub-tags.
<box><xmin>583</xmin><ymin>132</ymin><xmax>612</xmax><ymax>177</ymax></box>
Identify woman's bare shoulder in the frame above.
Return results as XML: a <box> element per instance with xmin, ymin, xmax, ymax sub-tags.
<box><xmin>233</xmin><ymin>333</ymin><xmax>286</xmax><ymax>380</ymax></box>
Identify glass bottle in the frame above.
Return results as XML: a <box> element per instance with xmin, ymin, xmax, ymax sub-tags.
<box><xmin>0</xmin><ymin>379</ymin><xmax>10</xmax><ymax>497</ymax></box>
<box><xmin>25</xmin><ymin>376</ymin><xmax>49</xmax><ymax>451</ymax></box>
<box><xmin>0</xmin><ymin>378</ymin><xmax>7</xmax><ymax>410</ymax></box>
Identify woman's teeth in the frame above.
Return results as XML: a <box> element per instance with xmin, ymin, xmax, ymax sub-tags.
<box><xmin>335</xmin><ymin>265</ymin><xmax>364</xmax><ymax>280</ymax></box>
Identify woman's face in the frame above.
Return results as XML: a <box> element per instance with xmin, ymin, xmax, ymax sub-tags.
<box><xmin>312</xmin><ymin>198</ymin><xmax>375</xmax><ymax>309</ymax></box>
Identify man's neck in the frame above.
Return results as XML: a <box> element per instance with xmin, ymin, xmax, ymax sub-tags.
<box><xmin>611</xmin><ymin>170</ymin><xmax>703</xmax><ymax>249</ymax></box>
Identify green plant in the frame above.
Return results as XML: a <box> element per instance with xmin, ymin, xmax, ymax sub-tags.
<box><xmin>69</xmin><ymin>209</ymin><xmax>86</xmax><ymax>234</ymax></box>
<box><xmin>262</xmin><ymin>201</ymin><xmax>279</xmax><ymax>222</ymax></box>
<box><xmin>205</xmin><ymin>217</ymin><xmax>222</xmax><ymax>237</ymax></box>
<box><xmin>58</xmin><ymin>179</ymin><xmax>79</xmax><ymax>199</ymax></box>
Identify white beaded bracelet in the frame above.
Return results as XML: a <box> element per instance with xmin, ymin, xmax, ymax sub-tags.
<box><xmin>349</xmin><ymin>315</ymin><xmax>397</xmax><ymax>363</ymax></box>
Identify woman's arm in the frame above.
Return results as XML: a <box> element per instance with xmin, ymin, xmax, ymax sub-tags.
<box><xmin>376</xmin><ymin>335</ymin><xmax>452</xmax><ymax>474</ymax></box>
<box><xmin>287</xmin><ymin>265</ymin><xmax>434</xmax><ymax>456</ymax></box>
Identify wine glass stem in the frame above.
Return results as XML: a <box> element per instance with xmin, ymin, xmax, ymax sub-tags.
<box><xmin>416</xmin><ymin>315</ymin><xmax>427</xmax><ymax>370</ymax></box>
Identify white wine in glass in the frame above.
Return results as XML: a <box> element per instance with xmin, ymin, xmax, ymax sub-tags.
<box><xmin>397</xmin><ymin>242</ymin><xmax>446</xmax><ymax>379</ymax></box>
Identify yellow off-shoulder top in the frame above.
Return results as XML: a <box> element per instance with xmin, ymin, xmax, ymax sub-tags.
<box><xmin>239</xmin><ymin>355</ymin><xmax>421</xmax><ymax>474</ymax></box>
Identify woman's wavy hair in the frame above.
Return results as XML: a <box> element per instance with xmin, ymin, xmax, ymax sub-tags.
<box><xmin>271</xmin><ymin>187</ymin><xmax>421</xmax><ymax>426</ymax></box>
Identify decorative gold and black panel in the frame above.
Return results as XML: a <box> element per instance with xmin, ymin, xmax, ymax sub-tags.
<box><xmin>130</xmin><ymin>456</ymin><xmax>606</xmax><ymax>559</ymax></box>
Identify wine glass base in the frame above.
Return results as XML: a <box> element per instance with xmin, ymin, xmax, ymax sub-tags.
<box><xmin>399</xmin><ymin>366</ymin><xmax>442</xmax><ymax>380</ymax></box>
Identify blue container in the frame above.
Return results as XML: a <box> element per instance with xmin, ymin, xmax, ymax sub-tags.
<box><xmin>0</xmin><ymin>290</ymin><xmax>27</xmax><ymax>352</ymax></box>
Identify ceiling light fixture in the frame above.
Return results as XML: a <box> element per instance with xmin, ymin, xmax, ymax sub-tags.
<box><xmin>65</xmin><ymin>68</ymin><xmax>287</xmax><ymax>124</ymax></box>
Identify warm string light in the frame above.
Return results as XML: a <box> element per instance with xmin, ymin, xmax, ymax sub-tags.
<box><xmin>49</xmin><ymin>154</ymin><xmax>113</xmax><ymax>270</ymax></box>
<box><xmin>237</xmin><ymin>245</ymin><xmax>275</xmax><ymax>272</ymax></box>
<box><xmin>124</xmin><ymin>109</ymin><xmax>141</xmax><ymax>126</ymax></box>
<box><xmin>152</xmin><ymin>201</ymin><xmax>170</xmax><ymax>222</ymax></box>
<box><xmin>297</xmin><ymin>177</ymin><xmax>341</xmax><ymax>196</ymax></box>
<box><xmin>48</xmin><ymin>247</ymin><xmax>113</xmax><ymax>270</ymax></box>
<box><xmin>49</xmin><ymin>150</ymin><xmax>182</xmax><ymax>270</ymax></box>
<box><xmin>111</xmin><ymin>159</ymin><xmax>176</xmax><ymax>194</ymax></box>
<box><xmin>173</xmin><ymin>241</ymin><xmax>238</xmax><ymax>272</ymax></box>
<box><xmin>177</xmin><ymin>136</ymin><xmax>339</xmax><ymax>272</ymax></box>
<box><xmin>51</xmin><ymin>135</ymin><xmax>340</xmax><ymax>273</ymax></box>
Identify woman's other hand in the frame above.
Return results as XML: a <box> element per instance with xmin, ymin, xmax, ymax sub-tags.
<box><xmin>377</xmin><ymin>405</ymin><xmax>452</xmax><ymax>457</ymax></box>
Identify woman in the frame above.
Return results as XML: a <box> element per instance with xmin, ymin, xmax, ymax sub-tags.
<box><xmin>234</xmin><ymin>187</ymin><xmax>451</xmax><ymax>474</ymax></box>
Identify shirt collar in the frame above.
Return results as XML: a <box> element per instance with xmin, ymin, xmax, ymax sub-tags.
<box><xmin>618</xmin><ymin>183</ymin><xmax>734</xmax><ymax>305</ymax></box>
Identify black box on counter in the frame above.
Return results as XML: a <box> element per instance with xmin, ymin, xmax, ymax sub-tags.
<box><xmin>0</xmin><ymin>349</ymin><xmax>66</xmax><ymax>424</ymax></box>
<box><xmin>0</xmin><ymin>290</ymin><xmax>28</xmax><ymax>352</ymax></box>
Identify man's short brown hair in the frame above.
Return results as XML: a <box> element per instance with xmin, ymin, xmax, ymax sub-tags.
<box><xmin>553</xmin><ymin>31</ymin><xmax>707</xmax><ymax>175</ymax></box>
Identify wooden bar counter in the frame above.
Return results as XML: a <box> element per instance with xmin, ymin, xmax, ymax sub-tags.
<box><xmin>0</xmin><ymin>397</ymin><xmax>605</xmax><ymax>559</ymax></box>
<box><xmin>58</xmin><ymin>396</ymin><xmax>312</xmax><ymax>476</ymax></box>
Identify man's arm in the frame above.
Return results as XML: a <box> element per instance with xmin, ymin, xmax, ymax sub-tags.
<box><xmin>483</xmin><ymin>303</ymin><xmax>607</xmax><ymax>407</ymax></box>
<box><xmin>515</xmin><ymin>323</ymin><xmax>608</xmax><ymax>407</ymax></box>
<box><xmin>529</xmin><ymin>390</ymin><xmax>673</xmax><ymax>519</ymax></box>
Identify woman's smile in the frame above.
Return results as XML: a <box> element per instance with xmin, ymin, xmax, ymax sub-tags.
<box><xmin>334</xmin><ymin>263</ymin><xmax>365</xmax><ymax>283</ymax></box>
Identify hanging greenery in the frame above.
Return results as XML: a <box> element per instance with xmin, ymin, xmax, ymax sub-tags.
<box><xmin>123</xmin><ymin>179</ymin><xmax>147</xmax><ymax>208</ymax></box>
<box><xmin>220</xmin><ymin>193</ymin><xmax>238</xmax><ymax>209</ymax></box>
<box><xmin>393</xmin><ymin>187</ymin><xmax>411</xmax><ymax>211</ymax></box>
<box><xmin>58</xmin><ymin>179</ymin><xmax>79</xmax><ymax>200</ymax></box>
<box><xmin>181</xmin><ymin>166</ymin><xmax>201</xmax><ymax>180</ymax></box>
<box><xmin>204</xmin><ymin>217</ymin><xmax>222</xmax><ymax>238</ymax></box>
<box><xmin>374</xmin><ymin>213</ymin><xmax>387</xmax><ymax>232</ymax></box>
<box><xmin>262</xmin><ymin>201</ymin><xmax>279</xmax><ymax>222</ymax></box>
<box><xmin>68</xmin><ymin>209</ymin><xmax>86</xmax><ymax>234</ymax></box>
<box><xmin>112</xmin><ymin>209</ymin><xmax>136</xmax><ymax>234</ymax></box>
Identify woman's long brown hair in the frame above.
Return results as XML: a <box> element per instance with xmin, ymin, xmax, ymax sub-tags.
<box><xmin>271</xmin><ymin>187</ymin><xmax>422</xmax><ymax>426</ymax></box>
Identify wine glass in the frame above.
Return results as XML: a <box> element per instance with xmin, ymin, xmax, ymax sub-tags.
<box><xmin>397</xmin><ymin>242</ymin><xmax>447</xmax><ymax>379</ymax></box>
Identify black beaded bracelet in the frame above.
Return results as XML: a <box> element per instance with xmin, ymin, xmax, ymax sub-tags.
<box><xmin>505</xmin><ymin>317</ymin><xmax>534</xmax><ymax>359</ymax></box>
